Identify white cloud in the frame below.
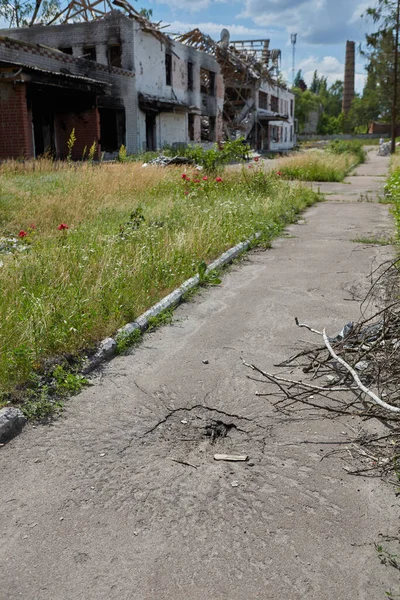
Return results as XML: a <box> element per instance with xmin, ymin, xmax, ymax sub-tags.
<box><xmin>164</xmin><ymin>20</ymin><xmax>265</xmax><ymax>37</ymax></box>
<box><xmin>154</xmin><ymin>0</ymin><xmax>231</xmax><ymax>13</ymax></box>
<box><xmin>239</xmin><ymin>0</ymin><xmax>369</xmax><ymax>45</ymax></box>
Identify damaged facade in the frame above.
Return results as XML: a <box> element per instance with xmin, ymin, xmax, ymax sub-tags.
<box><xmin>0</xmin><ymin>11</ymin><xmax>223</xmax><ymax>158</ymax></box>
<box><xmin>0</xmin><ymin>8</ymin><xmax>295</xmax><ymax>159</ymax></box>
<box><xmin>177</xmin><ymin>31</ymin><xmax>296</xmax><ymax>153</ymax></box>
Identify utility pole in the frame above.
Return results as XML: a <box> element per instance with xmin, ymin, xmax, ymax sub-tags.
<box><xmin>391</xmin><ymin>0</ymin><xmax>400</xmax><ymax>154</ymax></box>
<box><xmin>291</xmin><ymin>33</ymin><xmax>297</xmax><ymax>86</ymax></box>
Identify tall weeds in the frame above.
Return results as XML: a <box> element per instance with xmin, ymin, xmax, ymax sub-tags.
<box><xmin>0</xmin><ymin>162</ymin><xmax>320</xmax><ymax>400</ymax></box>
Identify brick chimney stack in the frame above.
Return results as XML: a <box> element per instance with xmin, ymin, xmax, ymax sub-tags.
<box><xmin>342</xmin><ymin>40</ymin><xmax>355</xmax><ymax>114</ymax></box>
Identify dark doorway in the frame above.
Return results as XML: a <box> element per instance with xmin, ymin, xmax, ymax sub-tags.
<box><xmin>99</xmin><ymin>108</ymin><xmax>125</xmax><ymax>152</ymax></box>
<box><xmin>31</xmin><ymin>97</ymin><xmax>55</xmax><ymax>157</ymax></box>
<box><xmin>145</xmin><ymin>113</ymin><xmax>157</xmax><ymax>151</ymax></box>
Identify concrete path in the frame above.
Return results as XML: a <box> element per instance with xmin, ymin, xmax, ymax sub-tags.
<box><xmin>1</xmin><ymin>149</ymin><xmax>398</xmax><ymax>600</ymax></box>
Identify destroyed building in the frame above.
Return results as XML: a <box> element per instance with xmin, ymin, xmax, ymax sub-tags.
<box><xmin>0</xmin><ymin>4</ymin><xmax>295</xmax><ymax>159</ymax></box>
<box><xmin>0</xmin><ymin>9</ymin><xmax>224</xmax><ymax>159</ymax></box>
<box><xmin>177</xmin><ymin>31</ymin><xmax>296</xmax><ymax>153</ymax></box>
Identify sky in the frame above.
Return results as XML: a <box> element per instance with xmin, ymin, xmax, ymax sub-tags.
<box><xmin>139</xmin><ymin>0</ymin><xmax>375</xmax><ymax>92</ymax></box>
<box><xmin>0</xmin><ymin>0</ymin><xmax>375</xmax><ymax>92</ymax></box>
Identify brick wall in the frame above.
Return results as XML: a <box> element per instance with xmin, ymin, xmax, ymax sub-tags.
<box><xmin>0</xmin><ymin>83</ymin><xmax>33</xmax><ymax>158</ymax></box>
<box><xmin>55</xmin><ymin>107</ymin><xmax>101</xmax><ymax>159</ymax></box>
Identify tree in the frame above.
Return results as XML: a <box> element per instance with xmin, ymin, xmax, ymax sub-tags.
<box><xmin>309</xmin><ymin>70</ymin><xmax>328</xmax><ymax>95</ymax></box>
<box><xmin>0</xmin><ymin>0</ymin><xmax>60</xmax><ymax>27</ymax></box>
<box><xmin>365</xmin><ymin>0</ymin><xmax>400</xmax><ymax>152</ymax></box>
<box><xmin>293</xmin><ymin>88</ymin><xmax>320</xmax><ymax>131</ymax></box>
<box><xmin>293</xmin><ymin>69</ymin><xmax>303</xmax><ymax>88</ymax></box>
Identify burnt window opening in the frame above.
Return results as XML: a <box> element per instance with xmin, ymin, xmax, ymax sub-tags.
<box><xmin>188</xmin><ymin>114</ymin><xmax>195</xmax><ymax>141</ymax></box>
<box><xmin>165</xmin><ymin>51</ymin><xmax>172</xmax><ymax>86</ymax></box>
<box><xmin>200</xmin><ymin>68</ymin><xmax>215</xmax><ymax>96</ymax></box>
<box><xmin>99</xmin><ymin>108</ymin><xmax>125</xmax><ymax>152</ymax></box>
<box><xmin>259</xmin><ymin>91</ymin><xmax>268</xmax><ymax>110</ymax></box>
<box><xmin>270</xmin><ymin>95</ymin><xmax>279</xmax><ymax>113</ymax></box>
<box><xmin>200</xmin><ymin>115</ymin><xmax>216</xmax><ymax>142</ymax></box>
<box><xmin>108</xmin><ymin>44</ymin><xmax>122</xmax><ymax>68</ymax></box>
<box><xmin>187</xmin><ymin>62</ymin><xmax>194</xmax><ymax>91</ymax></box>
<box><xmin>59</xmin><ymin>47</ymin><xmax>73</xmax><ymax>55</ymax></box>
<box><xmin>83</xmin><ymin>46</ymin><xmax>96</xmax><ymax>61</ymax></box>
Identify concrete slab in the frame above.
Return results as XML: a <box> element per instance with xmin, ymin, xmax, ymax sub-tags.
<box><xmin>0</xmin><ymin>152</ymin><xmax>398</xmax><ymax>600</ymax></box>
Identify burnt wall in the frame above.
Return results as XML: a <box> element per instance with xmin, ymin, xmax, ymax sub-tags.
<box><xmin>0</xmin><ymin>83</ymin><xmax>33</xmax><ymax>158</ymax></box>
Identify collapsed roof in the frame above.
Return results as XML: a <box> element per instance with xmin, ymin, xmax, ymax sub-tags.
<box><xmin>175</xmin><ymin>28</ymin><xmax>280</xmax><ymax>87</ymax></box>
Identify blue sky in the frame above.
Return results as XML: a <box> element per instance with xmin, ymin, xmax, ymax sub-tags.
<box><xmin>0</xmin><ymin>0</ymin><xmax>374</xmax><ymax>91</ymax></box>
<box><xmin>140</xmin><ymin>0</ymin><xmax>374</xmax><ymax>92</ymax></box>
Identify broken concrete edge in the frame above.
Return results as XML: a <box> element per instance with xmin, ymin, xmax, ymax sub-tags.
<box><xmin>0</xmin><ymin>407</ymin><xmax>26</xmax><ymax>444</ymax></box>
<box><xmin>82</xmin><ymin>232</ymin><xmax>262</xmax><ymax>375</ymax></box>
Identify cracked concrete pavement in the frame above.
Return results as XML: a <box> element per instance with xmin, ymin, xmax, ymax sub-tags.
<box><xmin>1</xmin><ymin>148</ymin><xmax>399</xmax><ymax>600</ymax></box>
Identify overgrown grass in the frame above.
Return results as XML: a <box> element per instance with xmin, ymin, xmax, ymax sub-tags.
<box><xmin>120</xmin><ymin>138</ymin><xmax>250</xmax><ymax>171</ymax></box>
<box><xmin>326</xmin><ymin>139</ymin><xmax>367</xmax><ymax>163</ymax></box>
<box><xmin>385</xmin><ymin>168</ymin><xmax>400</xmax><ymax>240</ymax></box>
<box><xmin>275</xmin><ymin>150</ymin><xmax>361</xmax><ymax>182</ymax></box>
<box><xmin>0</xmin><ymin>160</ymin><xmax>321</xmax><ymax>406</ymax></box>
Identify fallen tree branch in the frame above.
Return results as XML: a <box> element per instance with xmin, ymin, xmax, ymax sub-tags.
<box><xmin>322</xmin><ymin>329</ymin><xmax>400</xmax><ymax>414</ymax></box>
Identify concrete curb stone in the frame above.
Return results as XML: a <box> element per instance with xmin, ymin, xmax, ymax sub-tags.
<box><xmin>82</xmin><ymin>232</ymin><xmax>261</xmax><ymax>374</ymax></box>
<box><xmin>0</xmin><ymin>407</ymin><xmax>26</xmax><ymax>444</ymax></box>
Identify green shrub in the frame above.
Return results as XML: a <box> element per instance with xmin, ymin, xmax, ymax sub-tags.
<box><xmin>327</xmin><ymin>139</ymin><xmax>366</xmax><ymax>163</ymax></box>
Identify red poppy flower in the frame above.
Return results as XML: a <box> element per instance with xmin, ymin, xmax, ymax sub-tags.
<box><xmin>181</xmin><ymin>173</ymin><xmax>187</xmax><ymax>180</ymax></box>
<box><xmin>276</xmin><ymin>171</ymin><xmax>282</xmax><ymax>176</ymax></box>
<box><xmin>193</xmin><ymin>179</ymin><xmax>200</xmax><ymax>183</ymax></box>
<box><xmin>18</xmin><ymin>230</ymin><xmax>27</xmax><ymax>238</ymax></box>
<box><xmin>57</xmin><ymin>223</ymin><xmax>69</xmax><ymax>230</ymax></box>
<box><xmin>248</xmin><ymin>165</ymin><xmax>253</xmax><ymax>169</ymax></box>
<box><xmin>184</xmin><ymin>191</ymin><xmax>189</xmax><ymax>195</ymax></box>
<box><xmin>215</xmin><ymin>177</ymin><xmax>223</xmax><ymax>182</ymax></box>
<box><xmin>254</xmin><ymin>157</ymin><xmax>259</xmax><ymax>162</ymax></box>
<box><xmin>202</xmin><ymin>176</ymin><xmax>208</xmax><ymax>181</ymax></box>
<box><xmin>29</xmin><ymin>224</ymin><xmax>36</xmax><ymax>229</ymax></box>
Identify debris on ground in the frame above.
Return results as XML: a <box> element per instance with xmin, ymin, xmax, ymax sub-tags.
<box><xmin>214</xmin><ymin>454</ymin><xmax>248</xmax><ymax>461</ymax></box>
<box><xmin>243</xmin><ymin>258</ymin><xmax>400</xmax><ymax>481</ymax></box>
<box><xmin>378</xmin><ymin>142</ymin><xmax>391</xmax><ymax>157</ymax></box>
<box><xmin>142</xmin><ymin>155</ymin><xmax>195</xmax><ymax>167</ymax></box>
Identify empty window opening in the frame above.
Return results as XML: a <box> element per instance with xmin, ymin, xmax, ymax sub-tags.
<box><xmin>290</xmin><ymin>99</ymin><xmax>294</xmax><ymax>117</ymax></box>
<box><xmin>99</xmin><ymin>108</ymin><xmax>125</xmax><ymax>152</ymax></box>
<box><xmin>200</xmin><ymin>69</ymin><xmax>215</xmax><ymax>96</ymax></box>
<box><xmin>259</xmin><ymin>91</ymin><xmax>268</xmax><ymax>110</ymax></box>
<box><xmin>270</xmin><ymin>95</ymin><xmax>279</xmax><ymax>112</ymax></box>
<box><xmin>165</xmin><ymin>52</ymin><xmax>172</xmax><ymax>86</ymax></box>
<box><xmin>83</xmin><ymin>46</ymin><xmax>96</xmax><ymax>61</ymax></box>
<box><xmin>188</xmin><ymin>114</ymin><xmax>195</xmax><ymax>141</ymax></box>
<box><xmin>108</xmin><ymin>45</ymin><xmax>122</xmax><ymax>68</ymax></box>
<box><xmin>188</xmin><ymin>61</ymin><xmax>194</xmax><ymax>91</ymax></box>
<box><xmin>59</xmin><ymin>47</ymin><xmax>73</xmax><ymax>55</ymax></box>
<box><xmin>201</xmin><ymin>115</ymin><xmax>216</xmax><ymax>142</ymax></box>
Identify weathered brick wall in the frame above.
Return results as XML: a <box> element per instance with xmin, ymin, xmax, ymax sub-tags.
<box><xmin>55</xmin><ymin>107</ymin><xmax>101</xmax><ymax>160</ymax></box>
<box><xmin>0</xmin><ymin>83</ymin><xmax>33</xmax><ymax>159</ymax></box>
